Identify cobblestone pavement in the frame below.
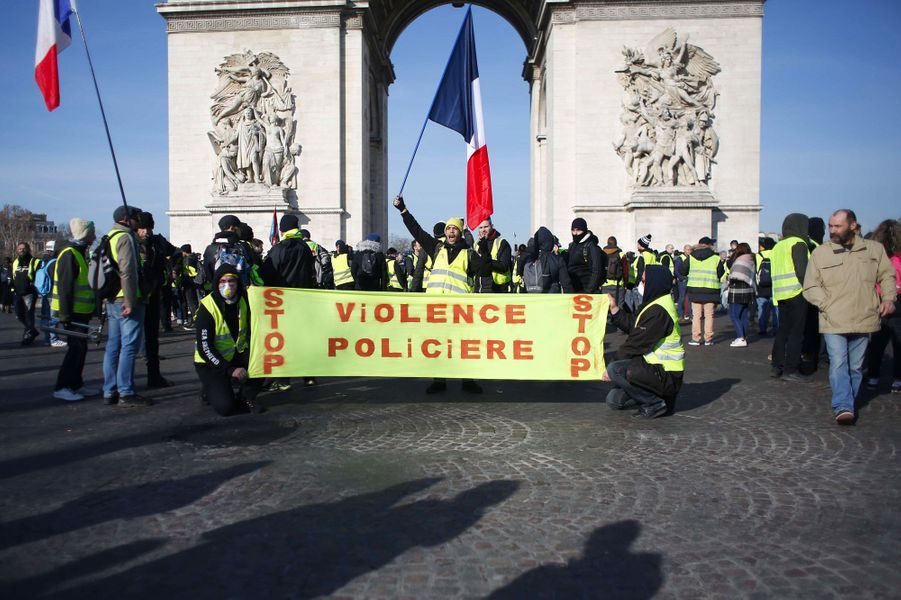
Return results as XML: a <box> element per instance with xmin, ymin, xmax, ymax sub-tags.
<box><xmin>0</xmin><ymin>312</ymin><xmax>899</xmax><ymax>599</ymax></box>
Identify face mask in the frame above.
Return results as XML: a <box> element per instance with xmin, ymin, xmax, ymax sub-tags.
<box><xmin>572</xmin><ymin>234</ymin><xmax>582</xmax><ymax>243</ymax></box>
<box><xmin>219</xmin><ymin>283</ymin><xmax>237</xmax><ymax>302</ymax></box>
<box><xmin>637</xmin><ymin>282</ymin><xmax>645</xmax><ymax>296</ymax></box>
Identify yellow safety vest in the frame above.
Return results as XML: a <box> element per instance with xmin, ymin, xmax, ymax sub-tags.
<box><xmin>771</xmin><ymin>236</ymin><xmax>808</xmax><ymax>304</ymax></box>
<box><xmin>333</xmin><ymin>253</ymin><xmax>353</xmax><ymax>287</ymax></box>
<box><xmin>12</xmin><ymin>256</ymin><xmax>40</xmax><ymax>282</ymax></box>
<box><xmin>107</xmin><ymin>229</ymin><xmax>143</xmax><ymax>300</ymax></box>
<box><xmin>193</xmin><ymin>294</ymin><xmax>249</xmax><ymax>363</ymax></box>
<box><xmin>490</xmin><ymin>238</ymin><xmax>512</xmax><ymax>286</ymax></box>
<box><xmin>637</xmin><ymin>294</ymin><xmax>685</xmax><ymax>372</ymax></box>
<box><xmin>511</xmin><ymin>256</ymin><xmax>523</xmax><ymax>292</ymax></box>
<box><xmin>387</xmin><ymin>259</ymin><xmax>404</xmax><ymax>290</ymax></box>
<box><xmin>686</xmin><ymin>254</ymin><xmax>721</xmax><ymax>290</ymax></box>
<box><xmin>50</xmin><ymin>246</ymin><xmax>95</xmax><ymax>315</ymax></box>
<box><xmin>660</xmin><ymin>253</ymin><xmax>675</xmax><ymax>276</ymax></box>
<box><xmin>631</xmin><ymin>250</ymin><xmax>658</xmax><ymax>276</ymax></box>
<box><xmin>426</xmin><ymin>245</ymin><xmax>472</xmax><ymax>294</ymax></box>
<box><xmin>422</xmin><ymin>253</ymin><xmax>433</xmax><ymax>289</ymax></box>
<box><xmin>755</xmin><ymin>249</ymin><xmax>771</xmax><ymax>272</ymax></box>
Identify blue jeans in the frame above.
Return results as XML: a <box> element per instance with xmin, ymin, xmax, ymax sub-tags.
<box><xmin>756</xmin><ymin>296</ymin><xmax>778</xmax><ymax>334</ymax></box>
<box><xmin>675</xmin><ymin>279</ymin><xmax>688</xmax><ymax>319</ymax></box>
<box><xmin>729</xmin><ymin>302</ymin><xmax>750</xmax><ymax>339</ymax></box>
<box><xmin>40</xmin><ymin>297</ymin><xmax>59</xmax><ymax>344</ymax></box>
<box><xmin>103</xmin><ymin>301</ymin><xmax>145</xmax><ymax>397</ymax></box>
<box><xmin>823</xmin><ymin>333</ymin><xmax>869</xmax><ymax>415</ymax></box>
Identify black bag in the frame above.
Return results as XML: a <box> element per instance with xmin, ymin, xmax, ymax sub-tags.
<box><xmin>607</xmin><ymin>251</ymin><xmax>624</xmax><ymax>281</ymax></box>
<box><xmin>360</xmin><ymin>251</ymin><xmax>376</xmax><ymax>277</ymax></box>
<box><xmin>88</xmin><ymin>234</ymin><xmax>120</xmax><ymax>300</ymax></box>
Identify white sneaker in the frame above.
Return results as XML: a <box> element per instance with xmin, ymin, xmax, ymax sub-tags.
<box><xmin>51</xmin><ymin>339</ymin><xmax>68</xmax><ymax>348</ymax></box>
<box><xmin>76</xmin><ymin>386</ymin><xmax>100</xmax><ymax>397</ymax></box>
<box><xmin>176</xmin><ymin>319</ymin><xmax>183</xmax><ymax>325</ymax></box>
<box><xmin>53</xmin><ymin>388</ymin><xmax>85</xmax><ymax>402</ymax></box>
<box><xmin>730</xmin><ymin>338</ymin><xmax>748</xmax><ymax>348</ymax></box>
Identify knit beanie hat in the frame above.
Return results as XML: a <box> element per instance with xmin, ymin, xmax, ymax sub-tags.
<box><xmin>300</xmin><ymin>229</ymin><xmax>311</xmax><ymax>240</ymax></box>
<box><xmin>69</xmin><ymin>218</ymin><xmax>95</xmax><ymax>241</ymax></box>
<box><xmin>638</xmin><ymin>234</ymin><xmax>652</xmax><ymax>249</ymax></box>
<box><xmin>445</xmin><ymin>217</ymin><xmax>465</xmax><ymax>233</ymax></box>
<box><xmin>279</xmin><ymin>214</ymin><xmax>299</xmax><ymax>232</ymax></box>
<box><xmin>571</xmin><ymin>217</ymin><xmax>588</xmax><ymax>231</ymax></box>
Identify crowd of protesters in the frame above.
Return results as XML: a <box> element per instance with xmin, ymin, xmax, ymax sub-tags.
<box><xmin>4</xmin><ymin>202</ymin><xmax>898</xmax><ymax>425</ymax></box>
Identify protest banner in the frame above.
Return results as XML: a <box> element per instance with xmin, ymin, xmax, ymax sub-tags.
<box><xmin>247</xmin><ymin>287</ymin><xmax>608</xmax><ymax>380</ymax></box>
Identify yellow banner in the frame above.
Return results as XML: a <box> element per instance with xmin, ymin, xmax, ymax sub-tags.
<box><xmin>247</xmin><ymin>287</ymin><xmax>608</xmax><ymax>380</ymax></box>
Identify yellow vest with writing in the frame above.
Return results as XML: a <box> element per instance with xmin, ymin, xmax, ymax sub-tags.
<box><xmin>193</xmin><ymin>294</ymin><xmax>249</xmax><ymax>363</ymax></box>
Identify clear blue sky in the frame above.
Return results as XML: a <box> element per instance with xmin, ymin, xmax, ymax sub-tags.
<box><xmin>1</xmin><ymin>0</ymin><xmax>899</xmax><ymax>244</ymax></box>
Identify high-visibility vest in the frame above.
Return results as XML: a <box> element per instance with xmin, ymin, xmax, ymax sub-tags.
<box><xmin>720</xmin><ymin>264</ymin><xmax>730</xmax><ymax>283</ymax></box>
<box><xmin>193</xmin><ymin>294</ymin><xmax>249</xmax><ymax>363</ymax></box>
<box><xmin>630</xmin><ymin>250</ymin><xmax>657</xmax><ymax>283</ymax></box>
<box><xmin>627</xmin><ymin>258</ymin><xmax>636</xmax><ymax>285</ymax></box>
<box><xmin>12</xmin><ymin>256</ymin><xmax>40</xmax><ymax>282</ymax></box>
<box><xmin>511</xmin><ymin>256</ymin><xmax>523</xmax><ymax>292</ymax></box>
<box><xmin>107</xmin><ymin>229</ymin><xmax>143</xmax><ymax>300</ymax></box>
<box><xmin>490</xmin><ymin>238</ymin><xmax>511</xmax><ymax>286</ymax></box>
<box><xmin>426</xmin><ymin>245</ymin><xmax>472</xmax><ymax>294</ymax></box>
<box><xmin>637</xmin><ymin>294</ymin><xmax>685</xmax><ymax>372</ymax></box>
<box><xmin>387</xmin><ymin>259</ymin><xmax>404</xmax><ymax>290</ymax></box>
<box><xmin>660</xmin><ymin>253</ymin><xmax>675</xmax><ymax>276</ymax></box>
<box><xmin>771</xmin><ymin>236</ymin><xmax>808</xmax><ymax>304</ymax></box>
<box><xmin>755</xmin><ymin>249</ymin><xmax>771</xmax><ymax>271</ymax></box>
<box><xmin>686</xmin><ymin>254</ymin><xmax>721</xmax><ymax>290</ymax></box>
<box><xmin>333</xmin><ymin>253</ymin><xmax>353</xmax><ymax>287</ymax></box>
<box><xmin>51</xmin><ymin>246</ymin><xmax>95</xmax><ymax>315</ymax></box>
<box><xmin>422</xmin><ymin>254</ymin><xmax>433</xmax><ymax>289</ymax></box>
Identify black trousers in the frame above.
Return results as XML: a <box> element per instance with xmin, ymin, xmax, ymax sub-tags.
<box><xmin>181</xmin><ymin>285</ymin><xmax>199</xmax><ymax>324</ymax></box>
<box><xmin>55</xmin><ymin>315</ymin><xmax>90</xmax><ymax>391</ymax></box>
<box><xmin>14</xmin><ymin>293</ymin><xmax>38</xmax><ymax>337</ymax></box>
<box><xmin>868</xmin><ymin>315</ymin><xmax>901</xmax><ymax>379</ymax></box>
<box><xmin>144</xmin><ymin>293</ymin><xmax>163</xmax><ymax>381</ymax></box>
<box><xmin>195</xmin><ymin>362</ymin><xmax>263</xmax><ymax>417</ymax></box>
<box><xmin>160</xmin><ymin>286</ymin><xmax>174</xmax><ymax>331</ymax></box>
<box><xmin>801</xmin><ymin>302</ymin><xmax>822</xmax><ymax>371</ymax></box>
<box><xmin>772</xmin><ymin>294</ymin><xmax>807</xmax><ymax>375</ymax></box>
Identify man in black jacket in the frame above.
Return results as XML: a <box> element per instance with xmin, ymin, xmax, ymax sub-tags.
<box><xmin>567</xmin><ymin>218</ymin><xmax>606</xmax><ymax>294</ymax></box>
<box><xmin>519</xmin><ymin>227</ymin><xmax>574</xmax><ymax>293</ymax></box>
<box><xmin>604</xmin><ymin>265</ymin><xmax>684</xmax><ymax>418</ymax></box>
<box><xmin>351</xmin><ymin>233</ymin><xmax>388</xmax><ymax>291</ymax></box>
<box><xmin>474</xmin><ymin>217</ymin><xmax>513</xmax><ymax>293</ymax></box>
<box><xmin>12</xmin><ymin>241</ymin><xmax>42</xmax><ymax>344</ymax></box>
<box><xmin>137</xmin><ymin>212</ymin><xmax>179</xmax><ymax>388</ymax></box>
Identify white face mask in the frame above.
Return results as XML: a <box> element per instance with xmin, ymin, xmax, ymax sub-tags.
<box><xmin>637</xmin><ymin>282</ymin><xmax>645</xmax><ymax>296</ymax></box>
<box><xmin>219</xmin><ymin>282</ymin><xmax>238</xmax><ymax>303</ymax></box>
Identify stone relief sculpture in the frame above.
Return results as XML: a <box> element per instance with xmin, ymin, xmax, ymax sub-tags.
<box><xmin>614</xmin><ymin>28</ymin><xmax>720</xmax><ymax>187</ymax></box>
<box><xmin>208</xmin><ymin>50</ymin><xmax>298</xmax><ymax>195</ymax></box>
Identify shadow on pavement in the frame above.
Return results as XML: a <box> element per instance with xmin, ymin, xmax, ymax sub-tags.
<box><xmin>677</xmin><ymin>378</ymin><xmax>740</xmax><ymax>412</ymax></box>
<box><xmin>487</xmin><ymin>520</ymin><xmax>662</xmax><ymax>599</ymax></box>
<box><xmin>0</xmin><ymin>462</ymin><xmax>270</xmax><ymax>551</ymax></box>
<box><xmin>40</xmin><ymin>477</ymin><xmax>519</xmax><ymax>599</ymax></box>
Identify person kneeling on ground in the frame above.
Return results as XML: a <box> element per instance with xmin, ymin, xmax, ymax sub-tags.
<box><xmin>603</xmin><ymin>265</ymin><xmax>685</xmax><ymax>418</ymax></box>
<box><xmin>194</xmin><ymin>264</ymin><xmax>264</xmax><ymax>415</ymax></box>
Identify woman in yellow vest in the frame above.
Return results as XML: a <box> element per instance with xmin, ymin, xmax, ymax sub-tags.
<box><xmin>194</xmin><ymin>264</ymin><xmax>264</xmax><ymax>415</ymax></box>
<box><xmin>604</xmin><ymin>265</ymin><xmax>685</xmax><ymax>418</ymax></box>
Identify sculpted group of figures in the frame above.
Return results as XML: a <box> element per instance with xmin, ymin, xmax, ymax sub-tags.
<box><xmin>207</xmin><ymin>50</ymin><xmax>301</xmax><ymax>194</ymax></box>
<box><xmin>613</xmin><ymin>28</ymin><xmax>721</xmax><ymax>187</ymax></box>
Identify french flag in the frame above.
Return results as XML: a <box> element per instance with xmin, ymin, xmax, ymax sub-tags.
<box><xmin>269</xmin><ymin>207</ymin><xmax>280</xmax><ymax>247</ymax></box>
<box><xmin>35</xmin><ymin>0</ymin><xmax>73</xmax><ymax>111</ymax></box>
<box><xmin>428</xmin><ymin>7</ymin><xmax>493</xmax><ymax>229</ymax></box>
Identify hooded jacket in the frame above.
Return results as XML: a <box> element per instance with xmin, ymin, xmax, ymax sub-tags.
<box><xmin>261</xmin><ymin>229</ymin><xmax>316</xmax><ymax>289</ymax></box>
<box><xmin>567</xmin><ymin>231</ymin><xmax>606</xmax><ymax>293</ymax></box>
<box><xmin>611</xmin><ymin>265</ymin><xmax>683</xmax><ymax>400</ymax></box>
<box><xmin>679</xmin><ymin>245</ymin><xmax>726</xmax><ymax>303</ymax></box>
<box><xmin>194</xmin><ymin>264</ymin><xmax>250</xmax><ymax>375</ymax></box>
<box><xmin>351</xmin><ymin>239</ymin><xmax>388</xmax><ymax>291</ymax></box>
<box><xmin>780</xmin><ymin>213</ymin><xmax>811</xmax><ymax>285</ymax></box>
<box><xmin>518</xmin><ymin>227</ymin><xmax>574</xmax><ymax>293</ymax></box>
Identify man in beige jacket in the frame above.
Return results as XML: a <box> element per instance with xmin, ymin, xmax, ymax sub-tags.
<box><xmin>803</xmin><ymin>209</ymin><xmax>897</xmax><ymax>425</ymax></box>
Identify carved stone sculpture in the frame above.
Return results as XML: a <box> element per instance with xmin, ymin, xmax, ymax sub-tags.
<box><xmin>208</xmin><ymin>50</ymin><xmax>299</xmax><ymax>195</ymax></box>
<box><xmin>614</xmin><ymin>29</ymin><xmax>720</xmax><ymax>187</ymax></box>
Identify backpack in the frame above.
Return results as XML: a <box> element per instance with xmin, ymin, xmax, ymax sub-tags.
<box><xmin>606</xmin><ymin>251</ymin><xmax>624</xmax><ymax>281</ymax></box>
<box><xmin>88</xmin><ymin>234</ymin><xmax>122</xmax><ymax>300</ymax></box>
<box><xmin>214</xmin><ymin>242</ymin><xmax>249</xmax><ymax>285</ymax></box>
<box><xmin>35</xmin><ymin>258</ymin><xmax>56</xmax><ymax>297</ymax></box>
<box><xmin>523</xmin><ymin>255</ymin><xmax>560</xmax><ymax>294</ymax></box>
<box><xmin>311</xmin><ymin>244</ymin><xmax>334</xmax><ymax>288</ymax></box>
<box><xmin>757</xmin><ymin>256</ymin><xmax>773</xmax><ymax>289</ymax></box>
<box><xmin>359</xmin><ymin>251</ymin><xmax>376</xmax><ymax>277</ymax></box>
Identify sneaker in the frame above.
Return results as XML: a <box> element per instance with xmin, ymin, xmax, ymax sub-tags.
<box><xmin>51</xmin><ymin>339</ymin><xmax>68</xmax><ymax>348</ymax></box>
<box><xmin>76</xmin><ymin>386</ymin><xmax>100</xmax><ymax>397</ymax></box>
<box><xmin>182</xmin><ymin>324</ymin><xmax>194</xmax><ymax>331</ymax></box>
<box><xmin>175</xmin><ymin>319</ymin><xmax>183</xmax><ymax>325</ymax></box>
<box><xmin>782</xmin><ymin>372</ymin><xmax>813</xmax><ymax>383</ymax></box>
<box><xmin>21</xmin><ymin>333</ymin><xmax>37</xmax><ymax>346</ymax></box>
<box><xmin>425</xmin><ymin>380</ymin><xmax>447</xmax><ymax>394</ymax></box>
<box><xmin>633</xmin><ymin>403</ymin><xmax>667</xmax><ymax>419</ymax></box>
<box><xmin>729</xmin><ymin>338</ymin><xmax>748</xmax><ymax>348</ymax></box>
<box><xmin>893</xmin><ymin>380</ymin><xmax>901</xmax><ymax>394</ymax></box>
<box><xmin>835</xmin><ymin>410</ymin><xmax>854</xmax><ymax>425</ymax></box>
<box><xmin>104</xmin><ymin>392</ymin><xmax>119</xmax><ymax>405</ymax></box>
<box><xmin>461</xmin><ymin>380</ymin><xmax>483</xmax><ymax>394</ymax></box>
<box><xmin>688</xmin><ymin>340</ymin><xmax>702</xmax><ymax>346</ymax></box>
<box><xmin>770</xmin><ymin>367</ymin><xmax>783</xmax><ymax>379</ymax></box>
<box><xmin>264</xmin><ymin>381</ymin><xmax>292</xmax><ymax>392</ymax></box>
<box><xmin>704</xmin><ymin>340</ymin><xmax>715</xmax><ymax>346</ymax></box>
<box><xmin>117</xmin><ymin>394</ymin><xmax>154</xmax><ymax>407</ymax></box>
<box><xmin>864</xmin><ymin>377</ymin><xmax>879</xmax><ymax>390</ymax></box>
<box><xmin>53</xmin><ymin>388</ymin><xmax>85</xmax><ymax>402</ymax></box>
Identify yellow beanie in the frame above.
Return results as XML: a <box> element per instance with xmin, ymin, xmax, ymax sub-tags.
<box><xmin>445</xmin><ymin>217</ymin><xmax>465</xmax><ymax>233</ymax></box>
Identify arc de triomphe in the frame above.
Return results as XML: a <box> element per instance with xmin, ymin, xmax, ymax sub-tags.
<box><xmin>158</xmin><ymin>0</ymin><xmax>763</xmax><ymax>251</ymax></box>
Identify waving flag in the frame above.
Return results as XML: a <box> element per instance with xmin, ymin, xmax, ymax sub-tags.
<box><xmin>428</xmin><ymin>7</ymin><xmax>493</xmax><ymax>229</ymax></box>
<box><xmin>35</xmin><ymin>0</ymin><xmax>74</xmax><ymax>111</ymax></box>
<box><xmin>269</xmin><ymin>208</ymin><xmax>280</xmax><ymax>247</ymax></box>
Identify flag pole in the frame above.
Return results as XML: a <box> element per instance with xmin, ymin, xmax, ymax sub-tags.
<box><xmin>70</xmin><ymin>0</ymin><xmax>128</xmax><ymax>208</ymax></box>
<box><xmin>396</xmin><ymin>5</ymin><xmax>473</xmax><ymax>198</ymax></box>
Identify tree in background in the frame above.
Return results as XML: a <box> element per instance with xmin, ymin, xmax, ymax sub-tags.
<box><xmin>0</xmin><ymin>205</ymin><xmax>33</xmax><ymax>259</ymax></box>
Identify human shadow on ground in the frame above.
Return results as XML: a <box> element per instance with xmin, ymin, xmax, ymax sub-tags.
<box><xmin>44</xmin><ymin>477</ymin><xmax>519</xmax><ymax>599</ymax></box>
<box><xmin>487</xmin><ymin>520</ymin><xmax>663</xmax><ymax>599</ymax></box>
<box><xmin>675</xmin><ymin>378</ymin><xmax>740</xmax><ymax>412</ymax></box>
<box><xmin>0</xmin><ymin>461</ymin><xmax>270</xmax><ymax>551</ymax></box>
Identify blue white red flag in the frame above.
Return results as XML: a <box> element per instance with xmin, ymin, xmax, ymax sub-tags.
<box><xmin>269</xmin><ymin>208</ymin><xmax>280</xmax><ymax>247</ymax></box>
<box><xmin>35</xmin><ymin>0</ymin><xmax>73</xmax><ymax>111</ymax></box>
<box><xmin>428</xmin><ymin>7</ymin><xmax>493</xmax><ymax>229</ymax></box>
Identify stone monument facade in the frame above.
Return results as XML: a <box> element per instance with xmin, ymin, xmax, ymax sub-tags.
<box><xmin>158</xmin><ymin>1</ymin><xmax>763</xmax><ymax>252</ymax></box>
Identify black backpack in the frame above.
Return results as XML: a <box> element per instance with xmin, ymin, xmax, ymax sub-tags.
<box><xmin>360</xmin><ymin>251</ymin><xmax>376</xmax><ymax>277</ymax></box>
<box><xmin>523</xmin><ymin>255</ymin><xmax>560</xmax><ymax>294</ymax></box>
<box><xmin>88</xmin><ymin>234</ymin><xmax>121</xmax><ymax>300</ymax></box>
<box><xmin>606</xmin><ymin>251</ymin><xmax>624</xmax><ymax>281</ymax></box>
<box><xmin>757</xmin><ymin>256</ymin><xmax>773</xmax><ymax>288</ymax></box>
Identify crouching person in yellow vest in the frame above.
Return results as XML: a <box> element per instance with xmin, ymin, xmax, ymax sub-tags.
<box><xmin>603</xmin><ymin>265</ymin><xmax>685</xmax><ymax>418</ymax></box>
<box><xmin>394</xmin><ymin>195</ymin><xmax>488</xmax><ymax>394</ymax></box>
<box><xmin>194</xmin><ymin>264</ymin><xmax>264</xmax><ymax>416</ymax></box>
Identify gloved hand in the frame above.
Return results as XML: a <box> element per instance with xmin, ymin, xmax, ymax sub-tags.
<box><xmin>393</xmin><ymin>196</ymin><xmax>406</xmax><ymax>212</ymax></box>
